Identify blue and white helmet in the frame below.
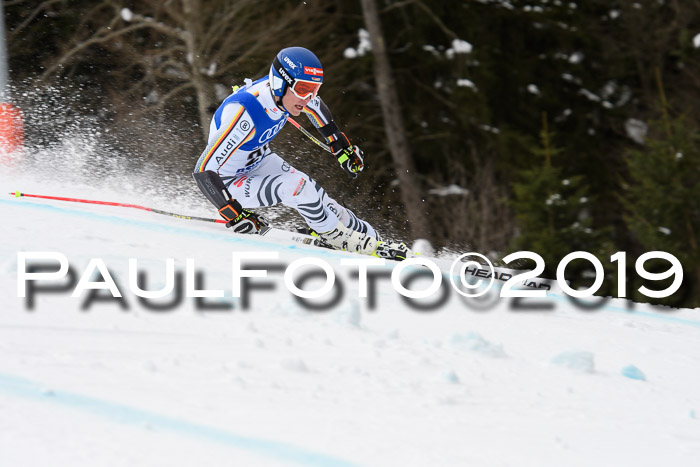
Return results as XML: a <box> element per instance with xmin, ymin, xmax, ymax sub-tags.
<box><xmin>269</xmin><ymin>47</ymin><xmax>324</xmax><ymax>98</ymax></box>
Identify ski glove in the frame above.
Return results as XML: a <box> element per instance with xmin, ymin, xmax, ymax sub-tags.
<box><xmin>335</xmin><ymin>145</ymin><xmax>365</xmax><ymax>179</ymax></box>
<box><xmin>225</xmin><ymin>208</ymin><xmax>268</xmax><ymax>234</ymax></box>
<box><xmin>218</xmin><ymin>199</ymin><xmax>267</xmax><ymax>234</ymax></box>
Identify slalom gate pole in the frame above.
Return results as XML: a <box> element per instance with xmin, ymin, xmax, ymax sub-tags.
<box><xmin>287</xmin><ymin>118</ymin><xmax>332</xmax><ymax>153</ymax></box>
<box><xmin>9</xmin><ymin>191</ymin><xmax>226</xmax><ymax>224</ymax></box>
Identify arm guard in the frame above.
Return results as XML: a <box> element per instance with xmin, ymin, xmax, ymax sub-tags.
<box><xmin>304</xmin><ymin>97</ymin><xmax>351</xmax><ymax>153</ymax></box>
<box><xmin>317</xmin><ymin>121</ymin><xmax>351</xmax><ymax>154</ymax></box>
<box><xmin>192</xmin><ymin>170</ymin><xmax>243</xmax><ymax>221</ymax></box>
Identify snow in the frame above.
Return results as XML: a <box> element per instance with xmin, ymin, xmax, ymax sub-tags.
<box><xmin>561</xmin><ymin>73</ymin><xmax>582</xmax><ymax>85</ymax></box>
<box><xmin>550</xmin><ymin>350</ymin><xmax>595</xmax><ymax>373</ymax></box>
<box><xmin>545</xmin><ymin>193</ymin><xmax>563</xmax><ymax>205</ymax></box>
<box><xmin>214</xmin><ymin>83</ymin><xmax>230</xmax><ymax>101</ymax></box>
<box><xmin>427</xmin><ymin>184</ymin><xmax>469</xmax><ymax>196</ymax></box>
<box><xmin>620</xmin><ymin>365</ymin><xmax>646</xmax><ymax>381</ymax></box>
<box><xmin>205</xmin><ymin>62</ymin><xmax>217</xmax><ymax>77</ymax></box>
<box><xmin>450</xmin><ymin>39</ymin><xmax>473</xmax><ymax>54</ymax></box>
<box><xmin>120</xmin><ymin>8</ymin><xmax>134</xmax><ymax>22</ymax></box>
<box><xmin>625</xmin><ymin>118</ymin><xmax>648</xmax><ymax>144</ymax></box>
<box><xmin>344</xmin><ymin>29</ymin><xmax>371</xmax><ymax>59</ymax></box>
<box><xmin>477</xmin><ymin>0</ymin><xmax>515</xmax><ymax>10</ymax></box>
<box><xmin>479</xmin><ymin>124</ymin><xmax>500</xmax><ymax>134</ymax></box>
<box><xmin>2</xmin><ymin>146</ymin><xmax>700</xmax><ymax>467</ymax></box>
<box><xmin>578</xmin><ymin>88</ymin><xmax>602</xmax><ymax>103</ymax></box>
<box><xmin>568</xmin><ymin>52</ymin><xmax>584</xmax><ymax>64</ymax></box>
<box><xmin>422</xmin><ymin>45</ymin><xmax>440</xmax><ymax>56</ymax></box>
<box><xmin>144</xmin><ymin>89</ymin><xmax>159</xmax><ymax>104</ymax></box>
<box><xmin>445</xmin><ymin>39</ymin><xmax>473</xmax><ymax>59</ymax></box>
<box><xmin>450</xmin><ymin>332</ymin><xmax>507</xmax><ymax>358</ymax></box>
<box><xmin>412</xmin><ymin>239</ymin><xmax>435</xmax><ymax>257</ymax></box>
<box><xmin>456</xmin><ymin>78</ymin><xmax>476</xmax><ymax>89</ymax></box>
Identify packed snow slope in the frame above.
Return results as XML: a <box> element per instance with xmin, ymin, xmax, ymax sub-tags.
<box><xmin>1</xmin><ymin>156</ymin><xmax>700</xmax><ymax>467</ymax></box>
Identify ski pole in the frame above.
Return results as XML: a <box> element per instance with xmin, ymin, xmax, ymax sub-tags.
<box><xmin>9</xmin><ymin>191</ymin><xmax>327</xmax><ymax>247</ymax></box>
<box><xmin>9</xmin><ymin>191</ymin><xmax>226</xmax><ymax>224</ymax></box>
<box><xmin>287</xmin><ymin>117</ymin><xmax>332</xmax><ymax>153</ymax></box>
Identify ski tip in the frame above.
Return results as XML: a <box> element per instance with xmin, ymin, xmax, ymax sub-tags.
<box><xmin>11</xmin><ymin>191</ymin><xmax>22</xmax><ymax>198</ymax></box>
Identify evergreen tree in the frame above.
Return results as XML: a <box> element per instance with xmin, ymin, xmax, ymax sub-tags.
<box><xmin>621</xmin><ymin>76</ymin><xmax>700</xmax><ymax>307</ymax></box>
<box><xmin>510</xmin><ymin>113</ymin><xmax>611</xmax><ymax>281</ymax></box>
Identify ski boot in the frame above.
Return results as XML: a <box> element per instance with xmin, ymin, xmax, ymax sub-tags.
<box><xmin>317</xmin><ymin>222</ymin><xmax>377</xmax><ymax>255</ymax></box>
<box><xmin>304</xmin><ymin>224</ymin><xmax>412</xmax><ymax>261</ymax></box>
<box><xmin>297</xmin><ymin>227</ymin><xmax>334</xmax><ymax>249</ymax></box>
<box><xmin>373</xmin><ymin>241</ymin><xmax>411</xmax><ymax>261</ymax></box>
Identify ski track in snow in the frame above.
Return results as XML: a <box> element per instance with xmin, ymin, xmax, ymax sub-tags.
<box><xmin>0</xmin><ymin>372</ymin><xmax>358</xmax><ymax>467</ymax></box>
<box><xmin>1</xmin><ymin>172</ymin><xmax>700</xmax><ymax>467</ymax></box>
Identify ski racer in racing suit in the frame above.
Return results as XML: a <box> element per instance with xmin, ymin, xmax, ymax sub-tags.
<box><xmin>193</xmin><ymin>46</ymin><xmax>408</xmax><ymax>260</ymax></box>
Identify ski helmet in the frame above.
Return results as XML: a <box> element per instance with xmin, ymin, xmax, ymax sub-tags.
<box><xmin>269</xmin><ymin>47</ymin><xmax>324</xmax><ymax>99</ymax></box>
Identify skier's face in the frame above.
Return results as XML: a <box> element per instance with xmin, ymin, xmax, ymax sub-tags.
<box><xmin>281</xmin><ymin>88</ymin><xmax>311</xmax><ymax>116</ymax></box>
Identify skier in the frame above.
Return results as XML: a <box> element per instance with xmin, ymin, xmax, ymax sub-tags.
<box><xmin>193</xmin><ymin>46</ymin><xmax>409</xmax><ymax>260</ymax></box>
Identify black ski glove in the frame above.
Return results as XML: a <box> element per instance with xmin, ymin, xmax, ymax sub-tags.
<box><xmin>327</xmin><ymin>130</ymin><xmax>364</xmax><ymax>179</ymax></box>
<box><xmin>218</xmin><ymin>200</ymin><xmax>267</xmax><ymax>234</ymax></box>
<box><xmin>225</xmin><ymin>208</ymin><xmax>268</xmax><ymax>234</ymax></box>
<box><xmin>334</xmin><ymin>145</ymin><xmax>364</xmax><ymax>179</ymax></box>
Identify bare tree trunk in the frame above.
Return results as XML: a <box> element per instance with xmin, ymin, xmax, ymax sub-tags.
<box><xmin>181</xmin><ymin>0</ymin><xmax>212</xmax><ymax>140</ymax></box>
<box><xmin>360</xmin><ymin>0</ymin><xmax>429</xmax><ymax>241</ymax></box>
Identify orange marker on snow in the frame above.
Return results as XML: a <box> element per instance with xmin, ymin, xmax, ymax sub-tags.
<box><xmin>0</xmin><ymin>102</ymin><xmax>23</xmax><ymax>153</ymax></box>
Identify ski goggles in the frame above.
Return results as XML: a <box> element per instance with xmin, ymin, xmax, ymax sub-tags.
<box><xmin>290</xmin><ymin>80</ymin><xmax>322</xmax><ymax>100</ymax></box>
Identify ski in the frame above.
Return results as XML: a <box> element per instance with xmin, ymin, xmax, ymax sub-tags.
<box><xmin>258</xmin><ymin>224</ymin><xmax>331</xmax><ymax>248</ymax></box>
<box><xmin>10</xmin><ymin>191</ymin><xmax>556</xmax><ymax>291</ymax></box>
<box><xmin>256</xmin><ymin>225</ymin><xmax>557</xmax><ymax>292</ymax></box>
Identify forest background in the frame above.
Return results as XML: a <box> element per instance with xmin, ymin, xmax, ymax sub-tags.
<box><xmin>3</xmin><ymin>0</ymin><xmax>699</xmax><ymax>307</ymax></box>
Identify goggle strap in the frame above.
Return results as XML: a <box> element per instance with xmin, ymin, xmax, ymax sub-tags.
<box><xmin>273</xmin><ymin>56</ymin><xmax>294</xmax><ymax>88</ymax></box>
